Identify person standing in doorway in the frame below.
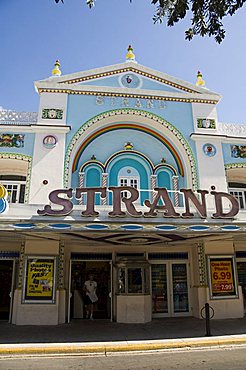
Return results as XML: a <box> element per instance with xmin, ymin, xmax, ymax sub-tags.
<box><xmin>83</xmin><ymin>274</ymin><xmax>98</xmax><ymax>320</ymax></box>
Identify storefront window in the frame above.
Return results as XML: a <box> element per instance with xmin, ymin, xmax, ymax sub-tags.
<box><xmin>117</xmin><ymin>268</ymin><xmax>126</xmax><ymax>294</ymax></box>
<box><xmin>128</xmin><ymin>268</ymin><xmax>142</xmax><ymax>293</ymax></box>
<box><xmin>116</xmin><ymin>262</ymin><xmax>150</xmax><ymax>295</ymax></box>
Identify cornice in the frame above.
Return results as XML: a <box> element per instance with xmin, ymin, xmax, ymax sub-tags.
<box><xmin>35</xmin><ymin>82</ymin><xmax>219</xmax><ymax>105</ymax></box>
<box><xmin>36</xmin><ymin>62</ymin><xmax>220</xmax><ymax>97</ymax></box>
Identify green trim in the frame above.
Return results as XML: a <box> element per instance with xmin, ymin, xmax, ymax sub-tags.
<box><xmin>225</xmin><ymin>163</ymin><xmax>246</xmax><ymax>169</ymax></box>
<box><xmin>64</xmin><ymin>108</ymin><xmax>198</xmax><ymax>189</ymax></box>
<box><xmin>0</xmin><ymin>152</ymin><xmax>32</xmax><ymax>203</ymax></box>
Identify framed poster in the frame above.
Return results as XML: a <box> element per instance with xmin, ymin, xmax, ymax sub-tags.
<box><xmin>23</xmin><ymin>257</ymin><xmax>56</xmax><ymax>303</ymax></box>
<box><xmin>207</xmin><ymin>255</ymin><xmax>238</xmax><ymax>299</ymax></box>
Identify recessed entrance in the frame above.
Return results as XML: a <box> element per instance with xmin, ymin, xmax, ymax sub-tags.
<box><xmin>69</xmin><ymin>260</ymin><xmax>111</xmax><ymax>320</ymax></box>
<box><xmin>151</xmin><ymin>261</ymin><xmax>190</xmax><ymax>317</ymax></box>
<box><xmin>0</xmin><ymin>260</ymin><xmax>14</xmax><ymax>320</ymax></box>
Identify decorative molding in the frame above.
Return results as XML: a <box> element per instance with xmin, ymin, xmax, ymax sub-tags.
<box><xmin>58</xmin><ymin>242</ymin><xmax>65</xmax><ymax>289</ymax></box>
<box><xmin>0</xmin><ymin>153</ymin><xmax>32</xmax><ymax>203</ymax></box>
<box><xmin>64</xmin><ymin>109</ymin><xmax>198</xmax><ymax>189</ymax></box>
<box><xmin>58</xmin><ymin>67</ymin><xmax>198</xmax><ymax>93</ymax></box>
<box><xmin>172</xmin><ymin>175</ymin><xmax>179</xmax><ymax>207</ymax></box>
<box><xmin>0</xmin><ymin>110</ymin><xmax>37</xmax><ymax>125</ymax></box>
<box><xmin>154</xmin><ymin>163</ymin><xmax>178</xmax><ymax>176</ymax></box>
<box><xmin>197</xmin><ymin>243</ymin><xmax>207</xmax><ymax>286</ymax></box>
<box><xmin>230</xmin><ymin>145</ymin><xmax>246</xmax><ymax>159</ymax></box>
<box><xmin>38</xmin><ymin>87</ymin><xmax>217</xmax><ymax>105</ymax></box>
<box><xmin>225</xmin><ymin>163</ymin><xmax>246</xmax><ymax>170</ymax></box>
<box><xmin>197</xmin><ymin>118</ymin><xmax>216</xmax><ymax>129</ymax></box>
<box><xmin>78</xmin><ymin>172</ymin><xmax>85</xmax><ymax>205</ymax></box>
<box><xmin>218</xmin><ymin>122</ymin><xmax>246</xmax><ymax>137</ymax></box>
<box><xmin>101</xmin><ymin>173</ymin><xmax>108</xmax><ymax>205</ymax></box>
<box><xmin>42</xmin><ymin>109</ymin><xmax>63</xmax><ymax>120</ymax></box>
<box><xmin>0</xmin><ymin>133</ymin><xmax>25</xmax><ymax>148</ymax></box>
<box><xmin>18</xmin><ymin>242</ymin><xmax>25</xmax><ymax>289</ymax></box>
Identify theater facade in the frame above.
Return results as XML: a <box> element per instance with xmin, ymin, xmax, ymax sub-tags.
<box><xmin>1</xmin><ymin>47</ymin><xmax>246</xmax><ymax>325</ymax></box>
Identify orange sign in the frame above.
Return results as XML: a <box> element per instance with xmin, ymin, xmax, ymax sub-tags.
<box><xmin>210</xmin><ymin>259</ymin><xmax>234</xmax><ymax>294</ymax></box>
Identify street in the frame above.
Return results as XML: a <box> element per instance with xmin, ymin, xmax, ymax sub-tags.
<box><xmin>0</xmin><ymin>346</ymin><xmax>246</xmax><ymax>370</ymax></box>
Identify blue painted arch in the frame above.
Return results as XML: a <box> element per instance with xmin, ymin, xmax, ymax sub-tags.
<box><xmin>107</xmin><ymin>153</ymin><xmax>152</xmax><ymax>205</ymax></box>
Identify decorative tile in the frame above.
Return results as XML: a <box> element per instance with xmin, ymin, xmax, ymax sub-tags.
<box><xmin>42</xmin><ymin>109</ymin><xmax>63</xmax><ymax>120</ymax></box>
<box><xmin>231</xmin><ymin>145</ymin><xmax>246</xmax><ymax>158</ymax></box>
<box><xmin>0</xmin><ymin>134</ymin><xmax>25</xmax><ymax>148</ymax></box>
<box><xmin>203</xmin><ymin>143</ymin><xmax>216</xmax><ymax>157</ymax></box>
<box><xmin>197</xmin><ymin>118</ymin><xmax>216</xmax><ymax>129</ymax></box>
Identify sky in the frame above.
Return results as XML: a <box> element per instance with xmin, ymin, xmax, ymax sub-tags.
<box><xmin>0</xmin><ymin>0</ymin><xmax>246</xmax><ymax>123</ymax></box>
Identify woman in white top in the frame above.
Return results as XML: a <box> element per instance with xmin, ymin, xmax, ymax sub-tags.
<box><xmin>83</xmin><ymin>274</ymin><xmax>98</xmax><ymax>319</ymax></box>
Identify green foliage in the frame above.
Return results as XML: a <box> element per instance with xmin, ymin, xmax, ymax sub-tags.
<box><xmin>54</xmin><ymin>0</ymin><xmax>245</xmax><ymax>43</ymax></box>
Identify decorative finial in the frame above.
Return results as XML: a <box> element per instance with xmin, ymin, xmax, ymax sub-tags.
<box><xmin>126</xmin><ymin>45</ymin><xmax>136</xmax><ymax>63</ymax></box>
<box><xmin>160</xmin><ymin>158</ymin><xmax>166</xmax><ymax>163</ymax></box>
<box><xmin>124</xmin><ymin>142</ymin><xmax>133</xmax><ymax>150</ymax></box>
<box><xmin>52</xmin><ymin>60</ymin><xmax>62</xmax><ymax>77</ymax></box>
<box><xmin>91</xmin><ymin>154</ymin><xmax>97</xmax><ymax>160</ymax></box>
<box><xmin>196</xmin><ymin>70</ymin><xmax>205</xmax><ymax>87</ymax></box>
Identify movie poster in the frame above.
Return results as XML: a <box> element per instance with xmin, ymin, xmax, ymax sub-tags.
<box><xmin>24</xmin><ymin>258</ymin><xmax>56</xmax><ymax>302</ymax></box>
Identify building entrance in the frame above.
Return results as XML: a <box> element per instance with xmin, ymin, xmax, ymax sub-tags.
<box><xmin>0</xmin><ymin>260</ymin><xmax>14</xmax><ymax>320</ymax></box>
<box><xmin>237</xmin><ymin>260</ymin><xmax>246</xmax><ymax>311</ymax></box>
<box><xmin>69</xmin><ymin>260</ymin><xmax>111</xmax><ymax>321</ymax></box>
<box><xmin>151</xmin><ymin>261</ymin><xmax>190</xmax><ymax>317</ymax></box>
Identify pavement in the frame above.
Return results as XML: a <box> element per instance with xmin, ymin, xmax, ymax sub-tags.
<box><xmin>0</xmin><ymin>317</ymin><xmax>246</xmax><ymax>355</ymax></box>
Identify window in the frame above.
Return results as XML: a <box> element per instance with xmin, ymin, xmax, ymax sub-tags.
<box><xmin>0</xmin><ymin>175</ymin><xmax>26</xmax><ymax>204</ymax></box>
<box><xmin>229</xmin><ymin>182</ymin><xmax>246</xmax><ymax>209</ymax></box>
<box><xmin>116</xmin><ymin>261</ymin><xmax>150</xmax><ymax>295</ymax></box>
<box><xmin>119</xmin><ymin>177</ymin><xmax>139</xmax><ymax>198</ymax></box>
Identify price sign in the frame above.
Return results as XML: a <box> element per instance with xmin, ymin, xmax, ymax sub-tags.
<box><xmin>208</xmin><ymin>256</ymin><xmax>237</xmax><ymax>298</ymax></box>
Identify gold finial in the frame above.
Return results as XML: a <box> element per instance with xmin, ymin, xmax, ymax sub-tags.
<box><xmin>196</xmin><ymin>70</ymin><xmax>205</xmax><ymax>87</ymax></box>
<box><xmin>52</xmin><ymin>60</ymin><xmax>62</xmax><ymax>76</ymax></box>
<box><xmin>126</xmin><ymin>45</ymin><xmax>136</xmax><ymax>62</ymax></box>
<box><xmin>124</xmin><ymin>142</ymin><xmax>133</xmax><ymax>150</ymax></box>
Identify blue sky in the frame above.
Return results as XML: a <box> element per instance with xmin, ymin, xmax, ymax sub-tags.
<box><xmin>0</xmin><ymin>0</ymin><xmax>245</xmax><ymax>123</ymax></box>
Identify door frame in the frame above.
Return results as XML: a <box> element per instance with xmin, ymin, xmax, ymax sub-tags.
<box><xmin>68</xmin><ymin>259</ymin><xmax>113</xmax><ymax>323</ymax></box>
<box><xmin>236</xmin><ymin>258</ymin><xmax>246</xmax><ymax>312</ymax></box>
<box><xmin>150</xmin><ymin>260</ymin><xmax>191</xmax><ymax>318</ymax></box>
<box><xmin>0</xmin><ymin>258</ymin><xmax>16</xmax><ymax>322</ymax></box>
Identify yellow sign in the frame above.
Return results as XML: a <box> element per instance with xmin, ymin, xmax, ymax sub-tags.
<box><xmin>210</xmin><ymin>259</ymin><xmax>234</xmax><ymax>294</ymax></box>
<box><xmin>26</xmin><ymin>260</ymin><xmax>54</xmax><ymax>299</ymax></box>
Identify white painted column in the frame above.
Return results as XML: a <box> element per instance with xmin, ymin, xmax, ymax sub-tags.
<box><xmin>29</xmin><ymin>128</ymin><xmax>69</xmax><ymax>204</ymax></box>
<box><xmin>78</xmin><ymin>172</ymin><xmax>85</xmax><ymax>205</ymax></box>
<box><xmin>151</xmin><ymin>175</ymin><xmax>157</xmax><ymax>201</ymax></box>
<box><xmin>172</xmin><ymin>175</ymin><xmax>179</xmax><ymax>207</ymax></box>
<box><xmin>101</xmin><ymin>173</ymin><xmax>108</xmax><ymax>205</ymax></box>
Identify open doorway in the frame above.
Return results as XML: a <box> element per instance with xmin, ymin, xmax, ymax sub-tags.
<box><xmin>0</xmin><ymin>260</ymin><xmax>14</xmax><ymax>320</ymax></box>
<box><xmin>70</xmin><ymin>260</ymin><xmax>111</xmax><ymax>320</ymax></box>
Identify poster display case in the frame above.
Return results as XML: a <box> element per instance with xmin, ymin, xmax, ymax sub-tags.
<box><xmin>207</xmin><ymin>255</ymin><xmax>238</xmax><ymax>299</ymax></box>
<box><xmin>23</xmin><ymin>257</ymin><xmax>56</xmax><ymax>303</ymax></box>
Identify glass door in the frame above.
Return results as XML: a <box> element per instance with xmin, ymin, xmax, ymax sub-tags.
<box><xmin>151</xmin><ymin>264</ymin><xmax>168</xmax><ymax>317</ymax></box>
<box><xmin>0</xmin><ymin>260</ymin><xmax>14</xmax><ymax>320</ymax></box>
<box><xmin>151</xmin><ymin>261</ymin><xmax>190</xmax><ymax>317</ymax></box>
<box><xmin>236</xmin><ymin>260</ymin><xmax>246</xmax><ymax>311</ymax></box>
<box><xmin>171</xmin><ymin>263</ymin><xmax>189</xmax><ymax>314</ymax></box>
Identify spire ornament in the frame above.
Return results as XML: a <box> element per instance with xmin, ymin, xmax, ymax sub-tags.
<box><xmin>52</xmin><ymin>60</ymin><xmax>62</xmax><ymax>77</ymax></box>
<box><xmin>126</xmin><ymin>45</ymin><xmax>137</xmax><ymax>63</ymax></box>
<box><xmin>196</xmin><ymin>70</ymin><xmax>205</xmax><ymax>87</ymax></box>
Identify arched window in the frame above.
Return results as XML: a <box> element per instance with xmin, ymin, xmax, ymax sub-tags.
<box><xmin>118</xmin><ymin>166</ymin><xmax>140</xmax><ymax>201</ymax></box>
<box><xmin>0</xmin><ymin>175</ymin><xmax>26</xmax><ymax>203</ymax></box>
<box><xmin>229</xmin><ymin>182</ymin><xmax>246</xmax><ymax>209</ymax></box>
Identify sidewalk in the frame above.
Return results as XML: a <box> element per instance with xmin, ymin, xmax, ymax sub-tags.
<box><xmin>0</xmin><ymin>317</ymin><xmax>246</xmax><ymax>355</ymax></box>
